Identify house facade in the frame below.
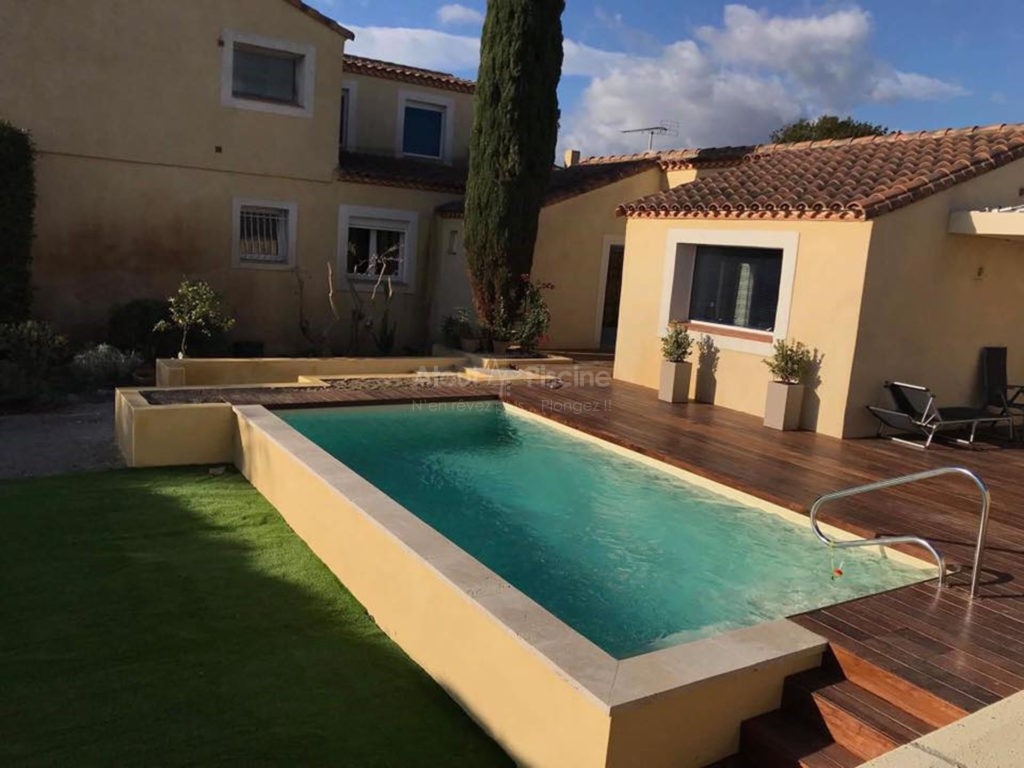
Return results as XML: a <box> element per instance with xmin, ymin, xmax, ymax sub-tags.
<box><xmin>609</xmin><ymin>126</ymin><xmax>1024</xmax><ymax>437</ymax></box>
<box><xmin>0</xmin><ymin>0</ymin><xmax>473</xmax><ymax>354</ymax></box>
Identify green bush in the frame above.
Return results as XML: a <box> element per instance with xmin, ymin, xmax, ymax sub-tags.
<box><xmin>154</xmin><ymin>279</ymin><xmax>235</xmax><ymax>358</ymax></box>
<box><xmin>763</xmin><ymin>338</ymin><xmax>812</xmax><ymax>383</ymax></box>
<box><xmin>71</xmin><ymin>343</ymin><xmax>142</xmax><ymax>388</ymax></box>
<box><xmin>0</xmin><ymin>320</ymin><xmax>69</xmax><ymax>403</ymax></box>
<box><xmin>514</xmin><ymin>279</ymin><xmax>553</xmax><ymax>351</ymax></box>
<box><xmin>107</xmin><ymin>299</ymin><xmax>176</xmax><ymax>361</ymax></box>
<box><xmin>660</xmin><ymin>325</ymin><xmax>693</xmax><ymax>363</ymax></box>
<box><xmin>0</xmin><ymin>121</ymin><xmax>35</xmax><ymax>322</ymax></box>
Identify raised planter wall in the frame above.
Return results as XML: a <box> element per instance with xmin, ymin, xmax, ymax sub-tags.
<box><xmin>155</xmin><ymin>356</ymin><xmax>469</xmax><ymax>387</ymax></box>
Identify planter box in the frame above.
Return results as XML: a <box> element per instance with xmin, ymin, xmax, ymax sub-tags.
<box><xmin>658</xmin><ymin>361</ymin><xmax>692</xmax><ymax>403</ymax></box>
<box><xmin>492</xmin><ymin>340</ymin><xmax>510</xmax><ymax>356</ymax></box>
<box><xmin>764</xmin><ymin>382</ymin><xmax>804</xmax><ymax>430</ymax></box>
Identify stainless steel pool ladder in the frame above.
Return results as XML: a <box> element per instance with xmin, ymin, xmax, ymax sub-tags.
<box><xmin>809</xmin><ymin>467</ymin><xmax>990</xmax><ymax>599</ymax></box>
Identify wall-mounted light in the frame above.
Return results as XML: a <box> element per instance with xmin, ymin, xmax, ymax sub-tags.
<box><xmin>447</xmin><ymin>229</ymin><xmax>459</xmax><ymax>256</ymax></box>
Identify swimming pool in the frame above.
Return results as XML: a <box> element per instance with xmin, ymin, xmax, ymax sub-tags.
<box><xmin>280</xmin><ymin>402</ymin><xmax>926</xmax><ymax>659</ymax></box>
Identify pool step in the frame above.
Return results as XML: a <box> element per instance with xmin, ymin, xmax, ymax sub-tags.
<box><xmin>737</xmin><ymin>710</ymin><xmax>862</xmax><ymax>768</ymax></box>
<box><xmin>719</xmin><ymin>643</ymin><xmax>943</xmax><ymax>767</ymax></box>
<box><xmin>783</xmin><ymin>667</ymin><xmax>932</xmax><ymax>760</ymax></box>
<box><xmin>825</xmin><ymin>642</ymin><xmax>968</xmax><ymax>729</ymax></box>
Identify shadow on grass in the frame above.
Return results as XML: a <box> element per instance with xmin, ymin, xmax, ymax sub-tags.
<box><xmin>0</xmin><ymin>467</ymin><xmax>511</xmax><ymax>767</ymax></box>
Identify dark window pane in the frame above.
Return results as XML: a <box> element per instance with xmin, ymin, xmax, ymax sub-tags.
<box><xmin>347</xmin><ymin>227</ymin><xmax>371</xmax><ymax>273</ymax></box>
<box><xmin>375</xmin><ymin>230</ymin><xmax>403</xmax><ymax>275</ymax></box>
<box><xmin>339</xmin><ymin>89</ymin><xmax>349</xmax><ymax>151</ymax></box>
<box><xmin>402</xmin><ymin>105</ymin><xmax>443</xmax><ymax>157</ymax></box>
<box><xmin>688</xmin><ymin>246</ymin><xmax>782</xmax><ymax>331</ymax></box>
<box><xmin>233</xmin><ymin>47</ymin><xmax>299</xmax><ymax>104</ymax></box>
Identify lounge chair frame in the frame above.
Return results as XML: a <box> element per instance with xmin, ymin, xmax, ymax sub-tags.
<box><xmin>867</xmin><ymin>381</ymin><xmax>1014</xmax><ymax>449</ymax></box>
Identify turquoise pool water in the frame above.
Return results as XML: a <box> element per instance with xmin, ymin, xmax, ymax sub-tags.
<box><xmin>280</xmin><ymin>403</ymin><xmax>927</xmax><ymax>658</ymax></box>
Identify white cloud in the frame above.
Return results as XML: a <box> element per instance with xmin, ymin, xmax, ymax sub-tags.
<box><xmin>436</xmin><ymin>4</ymin><xmax>483</xmax><ymax>27</ymax></box>
<box><xmin>346</xmin><ymin>26</ymin><xmax>479</xmax><ymax>71</ymax></box>
<box><xmin>562</xmin><ymin>4</ymin><xmax>967</xmax><ymax>156</ymax></box>
<box><xmin>561</xmin><ymin>41</ymin><xmax>801</xmax><ymax>156</ymax></box>
<box><xmin>870</xmin><ymin>71</ymin><xmax>968</xmax><ymax>102</ymax></box>
<box><xmin>346</xmin><ymin>26</ymin><xmax>635</xmax><ymax>79</ymax></box>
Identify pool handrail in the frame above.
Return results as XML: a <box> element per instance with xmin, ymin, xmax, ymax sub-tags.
<box><xmin>809</xmin><ymin>466</ymin><xmax>991</xmax><ymax>598</ymax></box>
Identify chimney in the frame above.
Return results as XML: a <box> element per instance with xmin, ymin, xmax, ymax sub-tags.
<box><xmin>564</xmin><ymin>149</ymin><xmax>581</xmax><ymax>168</ymax></box>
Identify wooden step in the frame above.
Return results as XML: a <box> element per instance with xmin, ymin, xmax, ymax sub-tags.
<box><xmin>783</xmin><ymin>668</ymin><xmax>932</xmax><ymax>761</ymax></box>
<box><xmin>740</xmin><ymin>710</ymin><xmax>863</xmax><ymax>768</ymax></box>
<box><xmin>824</xmin><ymin>643</ymin><xmax>967</xmax><ymax>729</ymax></box>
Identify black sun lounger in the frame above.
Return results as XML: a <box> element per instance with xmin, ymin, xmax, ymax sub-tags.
<box><xmin>982</xmin><ymin>346</ymin><xmax>1024</xmax><ymax>418</ymax></box>
<box><xmin>867</xmin><ymin>381</ymin><xmax>1014</xmax><ymax>449</ymax></box>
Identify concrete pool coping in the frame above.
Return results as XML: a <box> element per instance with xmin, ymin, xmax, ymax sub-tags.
<box><xmin>232</xmin><ymin>401</ymin><xmax>936</xmax><ymax>766</ymax></box>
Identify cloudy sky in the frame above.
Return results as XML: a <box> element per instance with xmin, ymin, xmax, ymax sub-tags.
<box><xmin>308</xmin><ymin>0</ymin><xmax>1019</xmax><ymax>157</ymax></box>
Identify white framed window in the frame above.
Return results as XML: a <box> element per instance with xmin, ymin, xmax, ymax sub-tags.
<box><xmin>232</xmin><ymin>198</ymin><xmax>297</xmax><ymax>270</ymax></box>
<box><xmin>221</xmin><ymin>30</ymin><xmax>315</xmax><ymax>118</ymax></box>
<box><xmin>659</xmin><ymin>229</ymin><xmax>799</xmax><ymax>355</ymax></box>
<box><xmin>396</xmin><ymin>91</ymin><xmax>454</xmax><ymax>162</ymax></box>
<box><xmin>338</xmin><ymin>206</ymin><xmax>418</xmax><ymax>290</ymax></box>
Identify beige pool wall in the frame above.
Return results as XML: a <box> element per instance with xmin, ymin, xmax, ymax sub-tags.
<box><xmin>232</xmin><ymin>403</ymin><xmax>827</xmax><ymax>767</ymax></box>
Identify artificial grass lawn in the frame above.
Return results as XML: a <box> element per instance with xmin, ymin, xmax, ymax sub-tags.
<box><xmin>0</xmin><ymin>467</ymin><xmax>512</xmax><ymax>766</ymax></box>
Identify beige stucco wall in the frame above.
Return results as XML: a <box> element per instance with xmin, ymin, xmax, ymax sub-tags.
<box><xmin>664</xmin><ymin>167</ymin><xmax>698</xmax><ymax>188</ymax></box>
<box><xmin>341</xmin><ymin>71</ymin><xmax>474</xmax><ymax>166</ymax></box>
<box><xmin>427</xmin><ymin>217</ymin><xmax>477</xmax><ymax>334</ymax></box>
<box><xmin>613</xmin><ymin>216</ymin><xmax>874</xmax><ymax>437</ymax></box>
<box><xmin>532</xmin><ymin>169</ymin><xmax>665</xmax><ymax>349</ymax></box>
<box><xmin>28</xmin><ymin>151</ymin><xmax>460</xmax><ymax>352</ymax></box>
<box><xmin>0</xmin><ymin>0</ymin><xmax>346</xmax><ymax>181</ymax></box>
<box><xmin>847</xmin><ymin>160</ymin><xmax>1024</xmax><ymax>436</ymax></box>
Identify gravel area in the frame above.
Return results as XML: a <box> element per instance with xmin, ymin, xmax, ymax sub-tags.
<box><xmin>0</xmin><ymin>399</ymin><xmax>123</xmax><ymax>480</ymax></box>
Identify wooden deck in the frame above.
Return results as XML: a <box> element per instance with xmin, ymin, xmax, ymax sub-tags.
<box><xmin>501</xmin><ymin>372</ymin><xmax>1024</xmax><ymax>721</ymax></box>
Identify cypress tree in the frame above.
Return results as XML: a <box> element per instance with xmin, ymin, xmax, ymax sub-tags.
<box><xmin>463</xmin><ymin>0</ymin><xmax>564</xmax><ymax>327</ymax></box>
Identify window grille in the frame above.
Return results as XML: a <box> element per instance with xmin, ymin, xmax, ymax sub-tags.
<box><xmin>239</xmin><ymin>207</ymin><xmax>288</xmax><ymax>263</ymax></box>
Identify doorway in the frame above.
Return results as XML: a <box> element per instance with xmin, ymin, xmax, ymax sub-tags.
<box><xmin>599</xmin><ymin>243</ymin><xmax>625</xmax><ymax>350</ymax></box>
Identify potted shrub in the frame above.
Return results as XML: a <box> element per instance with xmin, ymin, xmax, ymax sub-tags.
<box><xmin>487</xmin><ymin>299</ymin><xmax>514</xmax><ymax>356</ymax></box>
<box><xmin>658</xmin><ymin>324</ymin><xmax>693</xmax><ymax>403</ymax></box>
<box><xmin>762</xmin><ymin>338</ymin><xmax>812</xmax><ymax>430</ymax></box>
<box><xmin>452</xmin><ymin>307</ymin><xmax>479</xmax><ymax>352</ymax></box>
<box><xmin>511</xmin><ymin>277</ymin><xmax>553</xmax><ymax>353</ymax></box>
<box><xmin>440</xmin><ymin>313</ymin><xmax>462</xmax><ymax>349</ymax></box>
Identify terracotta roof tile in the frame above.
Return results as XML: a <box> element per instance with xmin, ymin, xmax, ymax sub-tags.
<box><xmin>337</xmin><ymin>152</ymin><xmax>467</xmax><ymax>192</ymax></box>
<box><xmin>280</xmin><ymin>0</ymin><xmax>354</xmax><ymax>40</ymax></box>
<box><xmin>435</xmin><ymin>158</ymin><xmax>659</xmax><ymax>217</ymax></box>
<box><xmin>578</xmin><ymin>146</ymin><xmax>753</xmax><ymax>170</ymax></box>
<box><xmin>343</xmin><ymin>54</ymin><xmax>475</xmax><ymax>94</ymax></box>
<box><xmin>618</xmin><ymin>123</ymin><xmax>1024</xmax><ymax>221</ymax></box>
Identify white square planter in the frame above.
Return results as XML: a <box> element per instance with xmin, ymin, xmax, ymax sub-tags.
<box><xmin>659</xmin><ymin>361</ymin><xmax>692</xmax><ymax>403</ymax></box>
<box><xmin>764</xmin><ymin>381</ymin><xmax>804</xmax><ymax>430</ymax></box>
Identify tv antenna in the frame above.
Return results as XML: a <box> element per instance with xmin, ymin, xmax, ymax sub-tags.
<box><xmin>621</xmin><ymin>120</ymin><xmax>679</xmax><ymax>151</ymax></box>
